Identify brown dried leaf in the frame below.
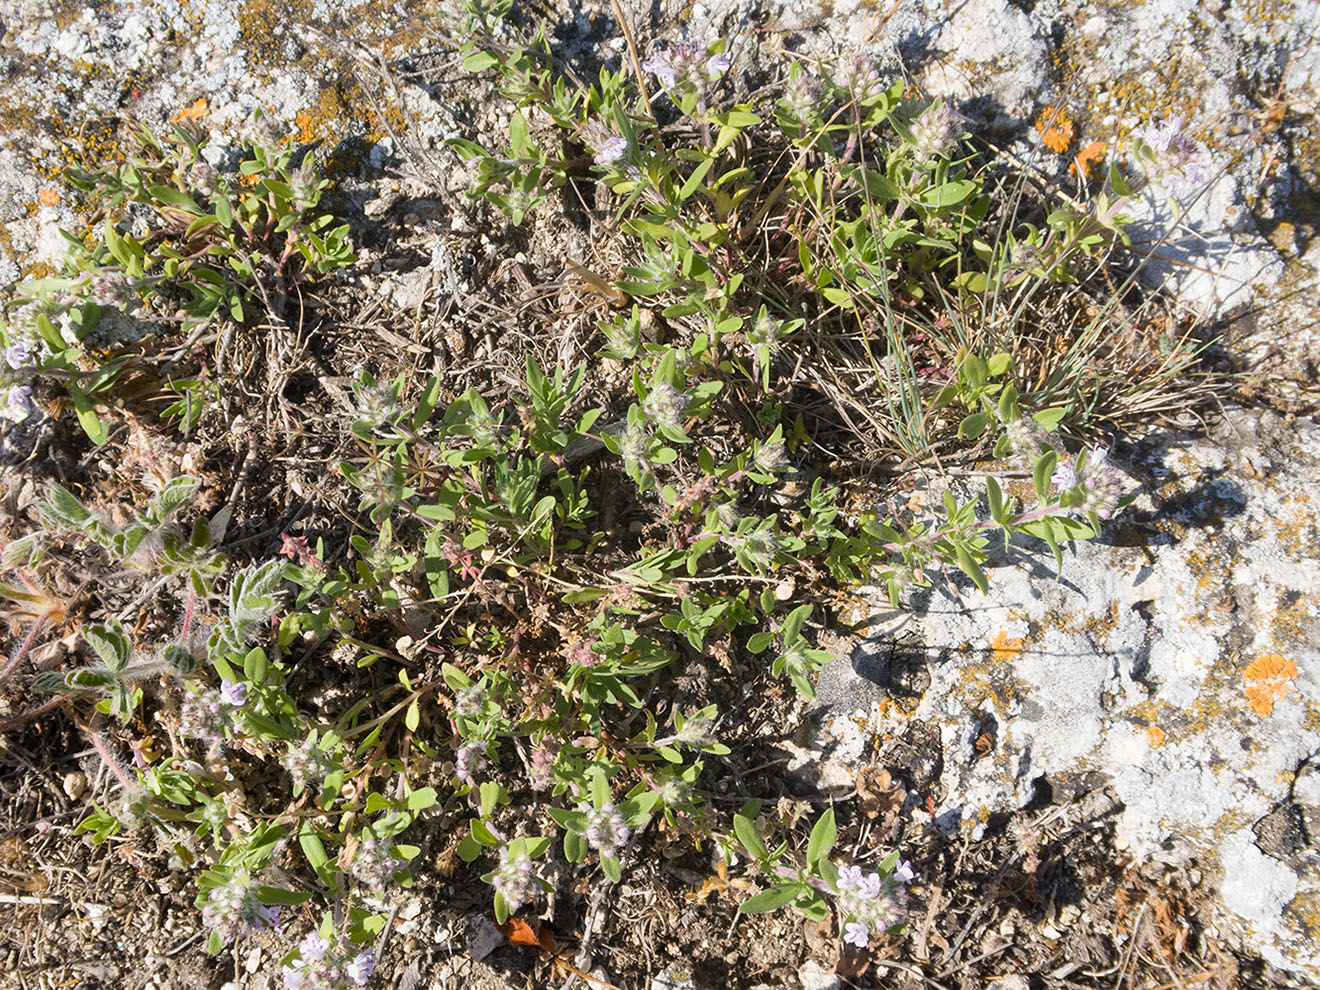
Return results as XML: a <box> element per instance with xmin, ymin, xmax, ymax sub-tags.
<box><xmin>856</xmin><ymin>766</ymin><xmax>906</xmax><ymax>830</ymax></box>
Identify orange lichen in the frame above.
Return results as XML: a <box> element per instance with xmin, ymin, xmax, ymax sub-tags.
<box><xmin>1035</xmin><ymin>107</ymin><xmax>1075</xmax><ymax>153</ymax></box>
<box><xmin>1243</xmin><ymin>654</ymin><xmax>1298</xmax><ymax>717</ymax></box>
<box><xmin>1146</xmin><ymin>725</ymin><xmax>1166</xmax><ymax>748</ymax></box>
<box><xmin>171</xmin><ymin>97</ymin><xmax>209</xmax><ymax>122</ymax></box>
<box><xmin>1072</xmin><ymin>140</ymin><xmax>1106</xmax><ymax>177</ymax></box>
<box><xmin>989</xmin><ymin>630</ymin><xmax>1025</xmax><ymax>661</ymax></box>
<box><xmin>37</xmin><ymin>188</ymin><xmax>59</xmax><ymax>206</ymax></box>
<box><xmin>294</xmin><ymin>109</ymin><xmax>316</xmax><ymax>145</ymax></box>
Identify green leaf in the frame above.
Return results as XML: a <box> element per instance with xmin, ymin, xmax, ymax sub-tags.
<box><xmin>986</xmin><ymin>475</ymin><xmax>1004</xmax><ymax>523</ymax></box>
<box><xmin>298</xmin><ymin>823</ymin><xmax>333</xmax><ymax>885</ymax></box>
<box><xmin>733</xmin><ymin>813</ymin><xmax>769</xmax><ymax>861</ymax></box>
<box><xmin>509</xmin><ymin>112</ymin><xmax>530</xmax><ymax>157</ymax></box>
<box><xmin>1034</xmin><ymin>450</ymin><xmax>1057</xmax><ymax>502</ymax></box>
<box><xmin>479</xmin><ymin>782</ymin><xmax>506</xmax><ymax>818</ymax></box>
<box><xmin>738</xmin><ymin>883</ymin><xmax>801</xmax><ymax>914</ymax></box>
<box><xmin>565</xmin><ymin>829</ymin><xmax>587</xmax><ymax>863</ymax></box>
<box><xmin>406</xmin><ymin>787</ymin><xmax>438</xmax><ymax>811</ymax></box>
<box><xmin>601</xmin><ymin>855</ymin><xmax>622</xmax><ymax>883</ymax></box>
<box><xmin>214</xmin><ymin>194</ymin><xmax>232</xmax><ymax>229</ymax></box>
<box><xmin>67</xmin><ymin>668</ymin><xmax>114</xmax><ymax>689</ymax></box>
<box><xmin>42</xmin><ymin>482</ymin><xmax>92</xmax><ymax>528</ymax></box>
<box><xmin>954</xmin><ymin>543</ymin><xmax>990</xmax><ymax>593</ymax></box>
<box><xmin>70</xmin><ymin>386</ymin><xmax>109</xmax><ymax>446</ymax></box>
<box><xmin>781</xmin><ymin>604</ymin><xmax>812</xmax><ymax>643</ymax></box>
<box><xmin>961</xmin><ymin>354</ymin><xmax>987</xmax><ymax>388</ymax></box>
<box><xmin>798</xmin><ymin>893</ymin><xmax>830</xmax><ymax>921</ymax></box>
<box><xmin>678</xmin><ymin>156</ymin><xmax>714</xmax><ymax>201</ymax></box>
<box><xmin>917</xmin><ymin>179</ymin><xmax>978</xmax><ymax>208</ymax></box>
<box><xmin>441</xmin><ymin>663</ymin><xmax>472</xmax><ymax>691</ymax></box>
<box><xmin>413</xmin><ymin>374</ymin><xmax>442</xmax><ymax>430</ymax></box>
<box><xmin>148</xmin><ymin>184</ymin><xmax>204</xmax><ymax>214</ymax></box>
<box><xmin>243</xmin><ymin>647</ymin><xmax>268</xmax><ymax>686</ymax></box>
<box><xmin>462</xmin><ymin>50</ymin><xmax>499</xmax><ymax>72</ymax></box>
<box><xmin>806</xmin><ymin>808</ymin><xmax>836</xmax><ymax>867</ymax></box>
<box><xmin>84</xmin><ymin>620</ymin><xmax>131</xmax><ymax>672</ymax></box>
<box><xmin>404</xmin><ymin>697</ymin><xmax>420</xmax><ymax>731</ymax></box>
<box><xmin>713</xmin><ymin>110</ymin><xmax>761</xmax><ymax>128</ymax></box>
<box><xmin>256</xmin><ymin>886</ymin><xmax>313</xmax><ymax>906</ymax></box>
<box><xmin>958</xmin><ymin>411</ymin><xmax>988</xmax><ymax>440</ymax></box>
<box><xmin>1033</xmin><ymin>406</ymin><xmax>1067</xmax><ymax>430</ymax></box>
<box><xmin>996</xmin><ymin>383</ymin><xmax>1019</xmax><ymax>423</ymax></box>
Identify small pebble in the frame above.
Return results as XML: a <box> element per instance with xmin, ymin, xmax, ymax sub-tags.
<box><xmin>62</xmin><ymin>770</ymin><xmax>88</xmax><ymax>801</ymax></box>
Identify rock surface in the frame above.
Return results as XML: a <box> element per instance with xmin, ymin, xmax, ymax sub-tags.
<box><xmin>809</xmin><ymin>404</ymin><xmax>1320</xmax><ymax>978</ymax></box>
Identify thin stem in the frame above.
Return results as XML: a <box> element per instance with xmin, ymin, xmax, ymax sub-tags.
<box><xmin>180</xmin><ymin>587</ymin><xmax>197</xmax><ymax>639</ymax></box>
<box><xmin>878</xmin><ymin>499</ymin><xmax>1079</xmax><ymax>559</ymax></box>
<box><xmin>0</xmin><ymin>613</ymin><xmax>50</xmax><ymax>688</ymax></box>
<box><xmin>87</xmin><ymin>728</ymin><xmax>136</xmax><ymax>791</ymax></box>
<box><xmin>0</xmin><ymin>693</ymin><xmax>73</xmax><ymax>733</ymax></box>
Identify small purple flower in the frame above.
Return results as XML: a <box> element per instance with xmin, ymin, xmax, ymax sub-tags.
<box><xmin>188</xmin><ymin>162</ymin><xmax>218</xmax><ymax>198</ymax></box>
<box><xmin>346</xmin><ymin>947</ymin><xmax>375</xmax><ymax>986</ymax></box>
<box><xmin>200</xmin><ymin>871</ymin><xmax>281</xmax><ymax>945</ymax></box>
<box><xmin>299</xmin><ymin>932</ymin><xmax>329</xmax><ymax>961</ymax></box>
<box><xmin>893</xmin><ymin>860</ymin><xmax>918</xmax><ymax>884</ymax></box>
<box><xmin>581</xmin><ymin>801</ymin><xmax>631</xmax><ymax>858</ymax></box>
<box><xmin>528</xmin><ymin>736</ymin><xmax>560</xmax><ymax>791</ymax></box>
<box><xmin>1137</xmin><ymin>115</ymin><xmax>1184</xmax><ymax>155</ymax></box>
<box><xmin>836</xmin><ymin>864</ymin><xmax>864</xmax><ymax>891</ymax></box>
<box><xmin>857</xmin><ymin>872</ymin><xmax>884</xmax><ymax>901</ymax></box>
<box><xmin>492</xmin><ymin>847</ymin><xmax>539</xmax><ymax>913</ymax></box>
<box><xmin>454</xmin><ymin>743</ymin><xmax>485</xmax><ymax>786</ymax></box>
<box><xmin>909</xmin><ymin>101</ymin><xmax>961</xmax><ymax>160</ymax></box>
<box><xmin>643</xmin><ymin>39</ymin><xmax>729</xmax><ymax>97</ymax></box>
<box><xmin>843</xmin><ymin>920</ymin><xmax>871</xmax><ymax>947</ymax></box>
<box><xmin>1164</xmin><ymin>157</ymin><xmax>1212</xmax><ymax>199</ymax></box>
<box><xmin>642</xmin><ymin>51</ymin><xmax>677</xmax><ymax>88</ymax></box>
<box><xmin>6</xmin><ymin>383</ymin><xmax>34</xmax><ymax>418</ymax></box>
<box><xmin>282</xmin><ymin>736</ymin><xmax>331</xmax><ymax>791</ymax></box>
<box><xmin>836</xmin><ymin>53</ymin><xmax>883</xmax><ymax>103</ymax></box>
<box><xmin>1051</xmin><ymin>460</ymin><xmax>1077</xmax><ymax>490</ymax></box>
<box><xmin>642</xmin><ymin>382</ymin><xmax>690</xmax><ymax>433</ymax></box>
<box><xmin>4</xmin><ymin>341</ymin><xmax>30</xmax><ymax>369</ymax></box>
<box><xmin>1078</xmin><ymin>445</ymin><xmax>1123</xmax><ymax>520</ymax></box>
<box><xmin>180</xmin><ymin>687</ymin><xmax>227</xmax><ymax>745</ymax></box>
<box><xmin>219</xmin><ymin>679</ymin><xmax>247</xmax><ymax>707</ymax></box>
<box><xmin>350</xmin><ymin>838</ymin><xmax>403</xmax><ymax>890</ymax></box>
<box><xmin>580</xmin><ymin>118</ymin><xmax>629</xmax><ymax>166</ymax></box>
<box><xmin>1136</xmin><ymin>116</ymin><xmax>1211</xmax><ymax>201</ymax></box>
<box><xmin>595</xmin><ymin>135</ymin><xmax>629</xmax><ymax>165</ymax></box>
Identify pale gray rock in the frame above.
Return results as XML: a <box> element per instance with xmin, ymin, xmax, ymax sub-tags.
<box><xmin>809</xmin><ymin>405</ymin><xmax>1320</xmax><ymax>979</ymax></box>
<box><xmin>797</xmin><ymin>959</ymin><xmax>840</xmax><ymax>990</ymax></box>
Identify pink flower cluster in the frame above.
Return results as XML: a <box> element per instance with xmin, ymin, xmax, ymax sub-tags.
<box><xmin>834</xmin><ymin>859</ymin><xmax>916</xmax><ymax>949</ymax></box>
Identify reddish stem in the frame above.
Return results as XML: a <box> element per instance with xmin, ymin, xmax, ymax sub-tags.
<box><xmin>0</xmin><ymin>692</ymin><xmax>72</xmax><ymax>733</ymax></box>
<box><xmin>0</xmin><ymin>612</ymin><xmax>50</xmax><ymax>688</ymax></box>
<box><xmin>180</xmin><ymin>588</ymin><xmax>197</xmax><ymax>640</ymax></box>
<box><xmin>88</xmin><ymin>730</ymin><xmax>136</xmax><ymax>791</ymax></box>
